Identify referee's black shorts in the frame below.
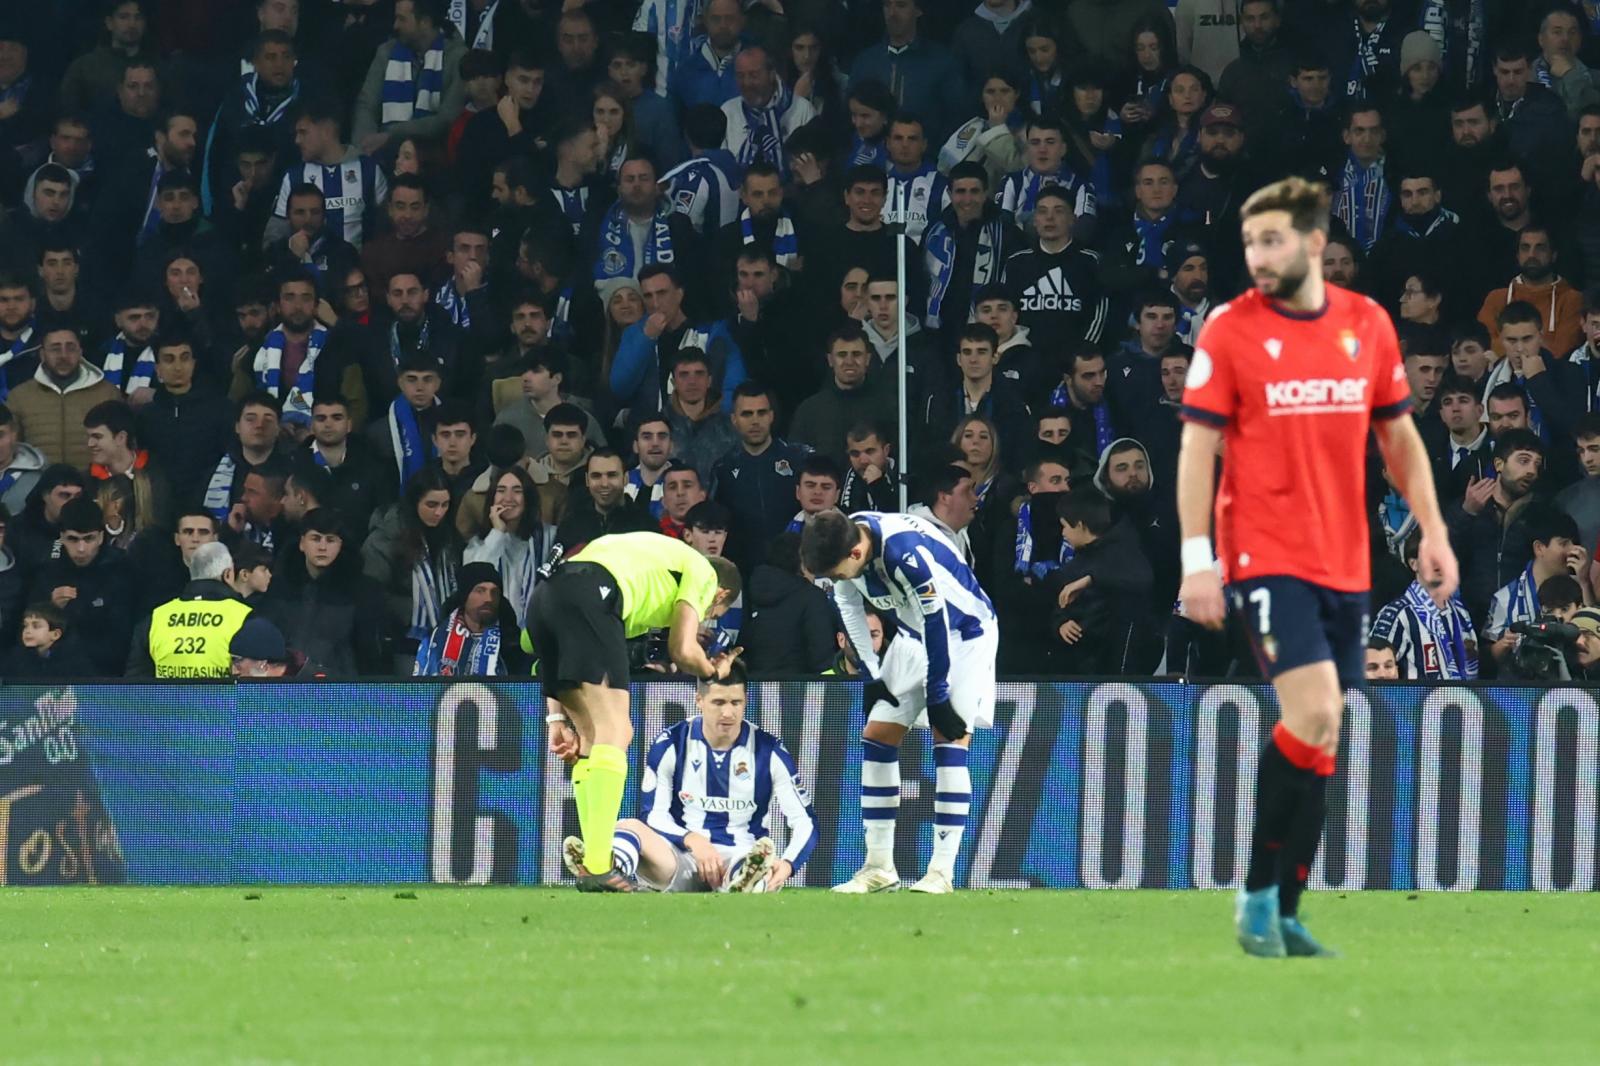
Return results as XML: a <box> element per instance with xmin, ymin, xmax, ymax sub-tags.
<box><xmin>527</xmin><ymin>562</ymin><xmax>630</xmax><ymax>700</ymax></box>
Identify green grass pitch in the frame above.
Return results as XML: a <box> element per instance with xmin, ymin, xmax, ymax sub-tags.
<box><xmin>4</xmin><ymin>888</ymin><xmax>1597</xmax><ymax>1064</ymax></box>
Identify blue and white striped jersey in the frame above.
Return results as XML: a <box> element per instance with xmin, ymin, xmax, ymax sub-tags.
<box><xmin>883</xmin><ymin>162</ymin><xmax>949</xmax><ymax>244</ymax></box>
<box><xmin>643</xmin><ymin>717</ymin><xmax>818</xmax><ymax>868</ymax></box>
<box><xmin>273</xmin><ymin>153</ymin><xmax>388</xmax><ymax>247</ymax></box>
<box><xmin>996</xmin><ymin>165</ymin><xmax>1095</xmax><ymax>231</ymax></box>
<box><xmin>1370</xmin><ymin>581</ymin><xmax>1479</xmax><ymax>681</ymax></box>
<box><xmin>632</xmin><ymin>0</ymin><xmax>701</xmax><ymax>97</ymax></box>
<box><xmin>831</xmin><ymin>511</ymin><xmax>997</xmax><ymax>704</ymax></box>
<box><xmin>660</xmin><ymin>151</ymin><xmax>741</xmax><ymax>236</ymax></box>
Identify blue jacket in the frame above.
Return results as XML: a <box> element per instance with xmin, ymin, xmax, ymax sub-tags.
<box><xmin>670</xmin><ymin>36</ymin><xmax>750</xmax><ymax>108</ymax></box>
<box><xmin>712</xmin><ymin>437</ymin><xmax>811</xmax><ymax>571</ymax></box>
<box><xmin>849</xmin><ymin>37</ymin><xmax>969</xmax><ymax>149</ymax></box>
<box><xmin>610</xmin><ymin>318</ymin><xmax>746</xmax><ymax>415</ymax></box>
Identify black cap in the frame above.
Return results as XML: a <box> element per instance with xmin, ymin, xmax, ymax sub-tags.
<box><xmin>971</xmin><ymin>283</ymin><xmax>1016</xmax><ymax>307</ymax></box>
<box><xmin>456</xmin><ymin>561</ymin><xmax>502</xmax><ymax>594</ymax></box>
<box><xmin>230</xmin><ymin>615</ymin><xmax>288</xmax><ymax>662</ymax></box>
<box><xmin>58</xmin><ymin>496</ymin><xmax>104</xmax><ymax>534</ymax></box>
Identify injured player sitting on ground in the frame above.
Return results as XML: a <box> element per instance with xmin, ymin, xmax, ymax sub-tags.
<box><xmin>563</xmin><ymin>661</ymin><xmax>818</xmax><ymax>892</ymax></box>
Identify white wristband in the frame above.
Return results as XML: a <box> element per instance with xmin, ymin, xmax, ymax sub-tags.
<box><xmin>1181</xmin><ymin>537</ymin><xmax>1216</xmax><ymax>577</ymax></box>
<box><xmin>545</xmin><ymin>714</ymin><xmax>569</xmax><ymax>726</ymax></box>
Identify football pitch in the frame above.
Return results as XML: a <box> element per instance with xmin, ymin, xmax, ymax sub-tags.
<box><xmin>4</xmin><ymin>889</ymin><xmax>1596</xmax><ymax>1065</ymax></box>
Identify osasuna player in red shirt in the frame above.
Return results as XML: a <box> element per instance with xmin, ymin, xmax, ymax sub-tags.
<box><xmin>1176</xmin><ymin>178</ymin><xmax>1459</xmax><ymax>958</ymax></box>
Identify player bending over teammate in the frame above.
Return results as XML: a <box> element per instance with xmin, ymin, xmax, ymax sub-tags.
<box><xmin>563</xmin><ymin>662</ymin><xmax>818</xmax><ymax>892</ymax></box>
<box><xmin>532</xmin><ymin>532</ymin><xmax>743</xmax><ymax>892</ymax></box>
<box><xmin>802</xmin><ymin>509</ymin><xmax>999</xmax><ymax>895</ymax></box>
<box><xmin>1177</xmin><ymin>177</ymin><xmax>1458</xmax><ymax>956</ymax></box>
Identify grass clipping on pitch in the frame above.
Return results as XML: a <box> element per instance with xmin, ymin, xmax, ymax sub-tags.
<box><xmin>3</xmin><ymin>888</ymin><xmax>1597</xmax><ymax>1064</ymax></box>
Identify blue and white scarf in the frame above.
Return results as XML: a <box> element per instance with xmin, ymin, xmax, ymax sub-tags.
<box><xmin>1404</xmin><ymin>580</ymin><xmax>1474</xmax><ymax>680</ymax></box>
<box><xmin>737</xmin><ymin>84</ymin><xmax>794</xmax><ymax>169</ymax></box>
<box><xmin>447</xmin><ymin>0</ymin><xmax>499</xmax><ymax>51</ymax></box>
<box><xmin>1027</xmin><ymin>69</ymin><xmax>1061</xmax><ymax>114</ymax></box>
<box><xmin>1492</xmin><ymin>563</ymin><xmax>1541</xmax><ymax>638</ymax></box>
<box><xmin>740</xmin><ymin>206</ymin><xmax>798</xmax><ymax>268</ymax></box>
<box><xmin>241</xmin><ymin>73</ymin><xmax>299</xmax><ymax>126</ymax></box>
<box><xmin>253</xmin><ymin>323</ymin><xmax>328</xmax><ymax>425</ymax></box>
<box><xmin>408</xmin><ymin>549</ymin><xmax>456</xmax><ymax>640</ymax></box>
<box><xmin>0</xmin><ymin>323</ymin><xmax>35</xmax><ymax>402</ymax></box>
<box><xmin>1050</xmin><ymin>382</ymin><xmax>1114</xmax><ymax>453</ymax></box>
<box><xmin>0</xmin><ymin>74</ymin><xmax>32</xmax><ymax>110</ymax></box>
<box><xmin>923</xmin><ymin>214</ymin><xmax>1004</xmax><ymax>329</ymax></box>
<box><xmin>414</xmin><ymin>609</ymin><xmax>503</xmax><ymax>675</ymax></box>
<box><xmin>1420</xmin><ymin>0</ymin><xmax>1483</xmax><ymax>89</ymax></box>
<box><xmin>203</xmin><ymin>452</ymin><xmax>238</xmax><ymax>521</ymax></box>
<box><xmin>625</xmin><ymin>468</ymin><xmax>667</xmax><ymax>517</ymax></box>
<box><xmin>1013</xmin><ymin>498</ymin><xmax>1072</xmax><ymax>579</ymax></box>
<box><xmin>848</xmin><ymin>134</ymin><xmax>887</xmax><ymax>168</ymax></box>
<box><xmin>1348</xmin><ymin>16</ymin><xmax>1388</xmax><ymax>98</ymax></box>
<box><xmin>593</xmin><ymin>202</ymin><xmax>675</xmax><ymax>281</ymax></box>
<box><xmin>1332</xmin><ymin>152</ymin><xmax>1390</xmax><ymax>251</ymax></box>
<box><xmin>390</xmin><ymin>317</ymin><xmax>433</xmax><ymax>372</ymax></box>
<box><xmin>388</xmin><ymin>396</ymin><xmax>437</xmax><ymax>491</ymax></box>
<box><xmin>1380</xmin><ymin>489</ymin><xmax>1417</xmax><ymax>559</ymax></box>
<box><xmin>381</xmin><ymin>33</ymin><xmax>446</xmax><ymax>125</ymax></box>
<box><xmin>435</xmin><ymin>281</ymin><xmax>472</xmax><ymax>328</ymax></box>
<box><xmin>550</xmin><ymin>286</ymin><xmax>574</xmax><ymax>342</ymax></box>
<box><xmin>101</xmin><ymin>333</ymin><xmax>156</xmax><ymax>394</ymax></box>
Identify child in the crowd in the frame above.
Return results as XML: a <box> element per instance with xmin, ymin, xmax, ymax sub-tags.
<box><xmin>1</xmin><ymin>602</ymin><xmax>97</xmax><ymax>678</ymax></box>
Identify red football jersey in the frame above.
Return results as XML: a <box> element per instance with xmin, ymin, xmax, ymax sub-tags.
<box><xmin>1181</xmin><ymin>285</ymin><xmax>1412</xmax><ymax>592</ymax></box>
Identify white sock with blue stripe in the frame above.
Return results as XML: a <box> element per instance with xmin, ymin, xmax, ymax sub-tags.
<box><xmin>611</xmin><ymin>828</ymin><xmax>641</xmax><ymax>879</ymax></box>
<box><xmin>861</xmin><ymin>738</ymin><xmax>900</xmax><ymax>870</ymax></box>
<box><xmin>930</xmin><ymin>743</ymin><xmax>971</xmax><ymax>878</ymax></box>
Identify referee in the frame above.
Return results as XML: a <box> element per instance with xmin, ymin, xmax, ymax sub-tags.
<box><xmin>127</xmin><ymin>542</ymin><xmax>253</xmax><ymax>678</ymax></box>
<box><xmin>528</xmin><ymin>531</ymin><xmax>742</xmax><ymax>891</ymax></box>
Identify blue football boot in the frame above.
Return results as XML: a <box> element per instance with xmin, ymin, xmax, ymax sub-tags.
<box><xmin>1235</xmin><ymin>886</ymin><xmax>1287</xmax><ymax>957</ymax></box>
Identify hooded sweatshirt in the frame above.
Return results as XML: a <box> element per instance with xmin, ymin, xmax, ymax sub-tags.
<box><xmin>1094</xmin><ymin>435</ymin><xmax>1181</xmax><ymax>611</ymax></box>
<box><xmin>1175</xmin><ymin>0</ymin><xmax>1242</xmax><ymax>83</ymax></box>
<box><xmin>1478</xmin><ymin>275</ymin><xmax>1583</xmax><ymax>358</ymax></box>
<box><xmin>0</xmin><ymin>441</ymin><xmax>46</xmax><ymax>515</ymax></box>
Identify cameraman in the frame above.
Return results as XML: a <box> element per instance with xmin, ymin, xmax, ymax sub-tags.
<box><xmin>1485</xmin><ymin>508</ymin><xmax>1590</xmax><ymax>672</ymax></box>
<box><xmin>1572</xmin><ymin>610</ymin><xmax>1600</xmax><ymax>679</ymax></box>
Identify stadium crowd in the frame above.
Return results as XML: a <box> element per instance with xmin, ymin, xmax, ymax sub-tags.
<box><xmin>4</xmin><ymin>0</ymin><xmax>1600</xmax><ymax>681</ymax></box>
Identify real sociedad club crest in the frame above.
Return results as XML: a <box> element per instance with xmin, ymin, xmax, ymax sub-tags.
<box><xmin>601</xmin><ymin>249</ymin><xmax>626</xmax><ymax>276</ymax></box>
<box><xmin>1340</xmin><ymin>330</ymin><xmax>1361</xmax><ymax>360</ymax></box>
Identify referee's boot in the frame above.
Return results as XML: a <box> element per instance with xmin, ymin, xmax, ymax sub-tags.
<box><xmin>1235</xmin><ymin>886</ymin><xmax>1287</xmax><ymax>957</ymax></box>
<box><xmin>575</xmin><ymin>867</ymin><xmax>638</xmax><ymax>892</ymax></box>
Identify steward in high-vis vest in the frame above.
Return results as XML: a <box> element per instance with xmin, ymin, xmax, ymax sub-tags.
<box><xmin>125</xmin><ymin>542</ymin><xmax>253</xmax><ymax>678</ymax></box>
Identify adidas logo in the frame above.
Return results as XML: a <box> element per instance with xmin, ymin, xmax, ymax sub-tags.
<box><xmin>598</xmin><ymin>585</ymin><xmax>612</xmax><ymax>598</ymax></box>
<box><xmin>1019</xmin><ymin>268</ymin><xmax>1084</xmax><ymax>314</ymax></box>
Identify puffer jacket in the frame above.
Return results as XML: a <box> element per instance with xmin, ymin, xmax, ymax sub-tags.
<box><xmin>8</xmin><ymin>362</ymin><xmax>122</xmax><ymax>469</ymax></box>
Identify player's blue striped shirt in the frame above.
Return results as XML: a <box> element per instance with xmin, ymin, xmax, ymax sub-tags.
<box><xmin>836</xmin><ymin>511</ymin><xmax>996</xmax><ymax>703</ymax></box>
<box><xmin>273</xmin><ymin>153</ymin><xmax>388</xmax><ymax>247</ymax></box>
<box><xmin>642</xmin><ymin>717</ymin><xmax>818</xmax><ymax>868</ymax></box>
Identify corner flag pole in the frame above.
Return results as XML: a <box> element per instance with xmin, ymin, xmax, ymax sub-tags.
<box><xmin>895</xmin><ymin>182</ymin><xmax>909</xmax><ymax>513</ymax></box>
